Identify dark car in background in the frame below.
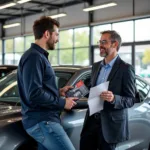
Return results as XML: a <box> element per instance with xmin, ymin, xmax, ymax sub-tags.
<box><xmin>0</xmin><ymin>65</ymin><xmax>17</xmax><ymax>78</ymax></box>
<box><xmin>0</xmin><ymin>66</ymin><xmax>150</xmax><ymax>150</ymax></box>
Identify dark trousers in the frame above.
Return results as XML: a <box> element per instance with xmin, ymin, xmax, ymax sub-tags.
<box><xmin>80</xmin><ymin>113</ymin><xmax>116</xmax><ymax>150</ymax></box>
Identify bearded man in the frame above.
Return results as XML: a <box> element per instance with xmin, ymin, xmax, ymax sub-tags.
<box><xmin>80</xmin><ymin>30</ymin><xmax>136</xmax><ymax>150</ymax></box>
<box><xmin>17</xmin><ymin>16</ymin><xmax>77</xmax><ymax>150</ymax></box>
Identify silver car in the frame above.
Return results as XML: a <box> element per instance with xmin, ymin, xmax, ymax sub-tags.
<box><xmin>0</xmin><ymin>66</ymin><xmax>149</xmax><ymax>150</ymax></box>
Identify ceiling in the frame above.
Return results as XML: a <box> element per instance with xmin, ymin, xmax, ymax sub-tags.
<box><xmin>0</xmin><ymin>0</ymin><xmax>91</xmax><ymax>21</ymax></box>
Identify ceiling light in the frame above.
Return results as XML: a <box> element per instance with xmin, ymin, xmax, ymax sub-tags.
<box><xmin>0</xmin><ymin>2</ymin><xmax>16</xmax><ymax>10</ymax></box>
<box><xmin>83</xmin><ymin>2</ymin><xmax>117</xmax><ymax>12</ymax></box>
<box><xmin>17</xmin><ymin>0</ymin><xmax>32</xmax><ymax>4</ymax></box>
<box><xmin>3</xmin><ymin>23</ymin><xmax>21</xmax><ymax>29</ymax></box>
<box><xmin>49</xmin><ymin>13</ymin><xmax>67</xmax><ymax>19</ymax></box>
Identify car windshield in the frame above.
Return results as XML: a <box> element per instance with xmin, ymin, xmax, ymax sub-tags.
<box><xmin>0</xmin><ymin>70</ymin><xmax>73</xmax><ymax>102</ymax></box>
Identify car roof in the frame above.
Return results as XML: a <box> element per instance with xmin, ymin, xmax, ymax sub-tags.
<box><xmin>52</xmin><ymin>65</ymin><xmax>91</xmax><ymax>73</ymax></box>
<box><xmin>11</xmin><ymin>65</ymin><xmax>91</xmax><ymax>74</ymax></box>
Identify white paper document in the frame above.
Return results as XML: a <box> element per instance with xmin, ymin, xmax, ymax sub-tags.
<box><xmin>88</xmin><ymin>81</ymin><xmax>109</xmax><ymax>116</ymax></box>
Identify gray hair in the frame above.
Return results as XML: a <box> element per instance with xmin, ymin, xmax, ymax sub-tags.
<box><xmin>100</xmin><ymin>30</ymin><xmax>122</xmax><ymax>51</ymax></box>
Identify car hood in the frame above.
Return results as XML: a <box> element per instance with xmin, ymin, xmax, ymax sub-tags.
<box><xmin>0</xmin><ymin>103</ymin><xmax>21</xmax><ymax>127</ymax></box>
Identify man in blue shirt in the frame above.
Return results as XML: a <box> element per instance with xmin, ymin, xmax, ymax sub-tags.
<box><xmin>80</xmin><ymin>30</ymin><xmax>136</xmax><ymax>150</ymax></box>
<box><xmin>17</xmin><ymin>16</ymin><xmax>77</xmax><ymax>150</ymax></box>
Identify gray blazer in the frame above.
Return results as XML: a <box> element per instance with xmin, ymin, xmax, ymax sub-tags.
<box><xmin>81</xmin><ymin>56</ymin><xmax>136</xmax><ymax>143</ymax></box>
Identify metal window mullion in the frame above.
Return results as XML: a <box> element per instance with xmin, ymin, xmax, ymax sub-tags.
<box><xmin>73</xmin><ymin>29</ymin><xmax>75</xmax><ymax>65</ymax></box>
<box><xmin>13</xmin><ymin>38</ymin><xmax>15</xmax><ymax>65</ymax></box>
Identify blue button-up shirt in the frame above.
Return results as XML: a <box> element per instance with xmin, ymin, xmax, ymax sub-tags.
<box><xmin>96</xmin><ymin>55</ymin><xmax>118</xmax><ymax>85</ymax></box>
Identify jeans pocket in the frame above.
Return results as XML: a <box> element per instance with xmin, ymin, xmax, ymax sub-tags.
<box><xmin>26</xmin><ymin>123</ymin><xmax>45</xmax><ymax>143</ymax></box>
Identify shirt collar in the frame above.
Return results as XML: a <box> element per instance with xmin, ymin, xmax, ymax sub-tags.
<box><xmin>101</xmin><ymin>55</ymin><xmax>118</xmax><ymax>67</ymax></box>
<box><xmin>31</xmin><ymin>43</ymin><xmax>49</xmax><ymax>58</ymax></box>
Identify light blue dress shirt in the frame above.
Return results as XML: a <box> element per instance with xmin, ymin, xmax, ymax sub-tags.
<box><xmin>96</xmin><ymin>55</ymin><xmax>118</xmax><ymax>85</ymax></box>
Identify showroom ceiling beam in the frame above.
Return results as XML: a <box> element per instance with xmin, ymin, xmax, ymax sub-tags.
<box><xmin>29</xmin><ymin>1</ymin><xmax>59</xmax><ymax>8</ymax></box>
<box><xmin>8</xmin><ymin>7</ymin><xmax>42</xmax><ymax>13</ymax></box>
<box><xmin>1</xmin><ymin>0</ymin><xmax>88</xmax><ymax>21</ymax></box>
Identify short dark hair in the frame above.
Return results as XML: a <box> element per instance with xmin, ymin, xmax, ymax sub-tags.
<box><xmin>33</xmin><ymin>16</ymin><xmax>60</xmax><ymax>40</ymax></box>
<box><xmin>100</xmin><ymin>30</ymin><xmax>122</xmax><ymax>51</ymax></box>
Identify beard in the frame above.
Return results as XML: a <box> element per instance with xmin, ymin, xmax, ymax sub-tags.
<box><xmin>46</xmin><ymin>37</ymin><xmax>55</xmax><ymax>50</ymax></box>
<box><xmin>100</xmin><ymin>46</ymin><xmax>108</xmax><ymax>57</ymax></box>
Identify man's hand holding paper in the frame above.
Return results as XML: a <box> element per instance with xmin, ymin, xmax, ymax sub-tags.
<box><xmin>88</xmin><ymin>81</ymin><xmax>109</xmax><ymax>116</ymax></box>
<box><xmin>100</xmin><ymin>91</ymin><xmax>115</xmax><ymax>102</ymax></box>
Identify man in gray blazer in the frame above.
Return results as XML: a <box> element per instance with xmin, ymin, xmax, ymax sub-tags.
<box><xmin>80</xmin><ymin>30</ymin><xmax>136</xmax><ymax>150</ymax></box>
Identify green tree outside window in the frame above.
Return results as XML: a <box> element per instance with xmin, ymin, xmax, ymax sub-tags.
<box><xmin>14</xmin><ymin>37</ymin><xmax>24</xmax><ymax>52</ymax></box>
<box><xmin>59</xmin><ymin>30</ymin><xmax>73</xmax><ymax>49</ymax></box>
<box><xmin>5</xmin><ymin>39</ymin><xmax>13</xmax><ymax>53</ymax></box>
<box><xmin>74</xmin><ymin>27</ymin><xmax>89</xmax><ymax>47</ymax></box>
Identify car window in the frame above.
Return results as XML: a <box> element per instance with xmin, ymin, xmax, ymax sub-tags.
<box><xmin>73</xmin><ymin>71</ymin><xmax>91</xmax><ymax>99</ymax></box>
<box><xmin>75</xmin><ymin>71</ymin><xmax>91</xmax><ymax>88</ymax></box>
<box><xmin>0</xmin><ymin>68</ymin><xmax>16</xmax><ymax>78</ymax></box>
<box><xmin>136</xmin><ymin>78</ymin><xmax>150</xmax><ymax>101</ymax></box>
<box><xmin>1</xmin><ymin>84</ymin><xmax>19</xmax><ymax>98</ymax></box>
<box><xmin>55</xmin><ymin>72</ymin><xmax>73</xmax><ymax>88</ymax></box>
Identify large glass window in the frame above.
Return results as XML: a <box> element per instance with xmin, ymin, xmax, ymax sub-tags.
<box><xmin>4</xmin><ymin>53</ymin><xmax>14</xmax><ymax>64</ymax></box>
<box><xmin>5</xmin><ymin>39</ymin><xmax>13</xmax><ymax>53</ymax></box>
<box><xmin>4</xmin><ymin>39</ymin><xmax>14</xmax><ymax>64</ymax></box>
<box><xmin>14</xmin><ymin>53</ymin><xmax>23</xmax><ymax>65</ymax></box>
<box><xmin>93</xmin><ymin>24</ymin><xmax>111</xmax><ymax>45</ymax></box>
<box><xmin>74</xmin><ymin>48</ymin><xmax>89</xmax><ymax>65</ymax></box>
<box><xmin>59</xmin><ymin>29</ymin><xmax>73</xmax><ymax>48</ymax></box>
<box><xmin>48</xmin><ymin>50</ymin><xmax>58</xmax><ymax>65</ymax></box>
<box><xmin>94</xmin><ymin>46</ymin><xmax>132</xmax><ymax>64</ymax></box>
<box><xmin>94</xmin><ymin>48</ymin><xmax>103</xmax><ymax>62</ymax></box>
<box><xmin>59</xmin><ymin>49</ymin><xmax>73</xmax><ymax>65</ymax></box>
<box><xmin>135</xmin><ymin>45</ymin><xmax>150</xmax><ymax>82</ymax></box>
<box><xmin>112</xmin><ymin>21</ymin><xmax>134</xmax><ymax>42</ymax></box>
<box><xmin>118</xmin><ymin>46</ymin><xmax>132</xmax><ymax>64</ymax></box>
<box><xmin>135</xmin><ymin>18</ymin><xmax>150</xmax><ymax>41</ymax></box>
<box><xmin>74</xmin><ymin>27</ymin><xmax>89</xmax><ymax>47</ymax></box>
<box><xmin>25</xmin><ymin>36</ymin><xmax>34</xmax><ymax>50</ymax></box>
<box><xmin>14</xmin><ymin>37</ymin><xmax>24</xmax><ymax>52</ymax></box>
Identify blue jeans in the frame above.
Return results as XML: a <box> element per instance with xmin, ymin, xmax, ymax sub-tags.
<box><xmin>26</xmin><ymin>121</ymin><xmax>76</xmax><ymax>150</ymax></box>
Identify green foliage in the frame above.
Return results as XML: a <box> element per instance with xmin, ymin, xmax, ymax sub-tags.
<box><xmin>25</xmin><ymin>36</ymin><xmax>34</xmax><ymax>50</ymax></box>
<box><xmin>15</xmin><ymin>37</ymin><xmax>24</xmax><ymax>52</ymax></box>
<box><xmin>5</xmin><ymin>39</ymin><xmax>13</xmax><ymax>53</ymax></box>
<box><xmin>142</xmin><ymin>49</ymin><xmax>150</xmax><ymax>65</ymax></box>
<box><xmin>74</xmin><ymin>28</ymin><xmax>89</xmax><ymax>47</ymax></box>
<box><xmin>60</xmin><ymin>49</ymin><xmax>73</xmax><ymax>65</ymax></box>
<box><xmin>59</xmin><ymin>30</ymin><xmax>73</xmax><ymax>48</ymax></box>
<box><xmin>48</xmin><ymin>50</ymin><xmax>58</xmax><ymax>65</ymax></box>
<box><xmin>57</xmin><ymin>27</ymin><xmax>90</xmax><ymax>65</ymax></box>
<box><xmin>75</xmin><ymin>48</ymin><xmax>89</xmax><ymax>65</ymax></box>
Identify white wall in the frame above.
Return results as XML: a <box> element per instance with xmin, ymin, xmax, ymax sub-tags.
<box><xmin>94</xmin><ymin>0</ymin><xmax>150</xmax><ymax>23</ymax></box>
<box><xmin>3</xmin><ymin>0</ymin><xmax>150</xmax><ymax>37</ymax></box>
<box><xmin>59</xmin><ymin>3</ymin><xmax>88</xmax><ymax>28</ymax></box>
<box><xmin>5</xmin><ymin>18</ymin><xmax>22</xmax><ymax>37</ymax></box>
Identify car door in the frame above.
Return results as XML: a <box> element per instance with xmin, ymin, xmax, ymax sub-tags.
<box><xmin>116</xmin><ymin>77</ymin><xmax>150</xmax><ymax>150</ymax></box>
<box><xmin>61</xmin><ymin>71</ymin><xmax>91</xmax><ymax>150</ymax></box>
